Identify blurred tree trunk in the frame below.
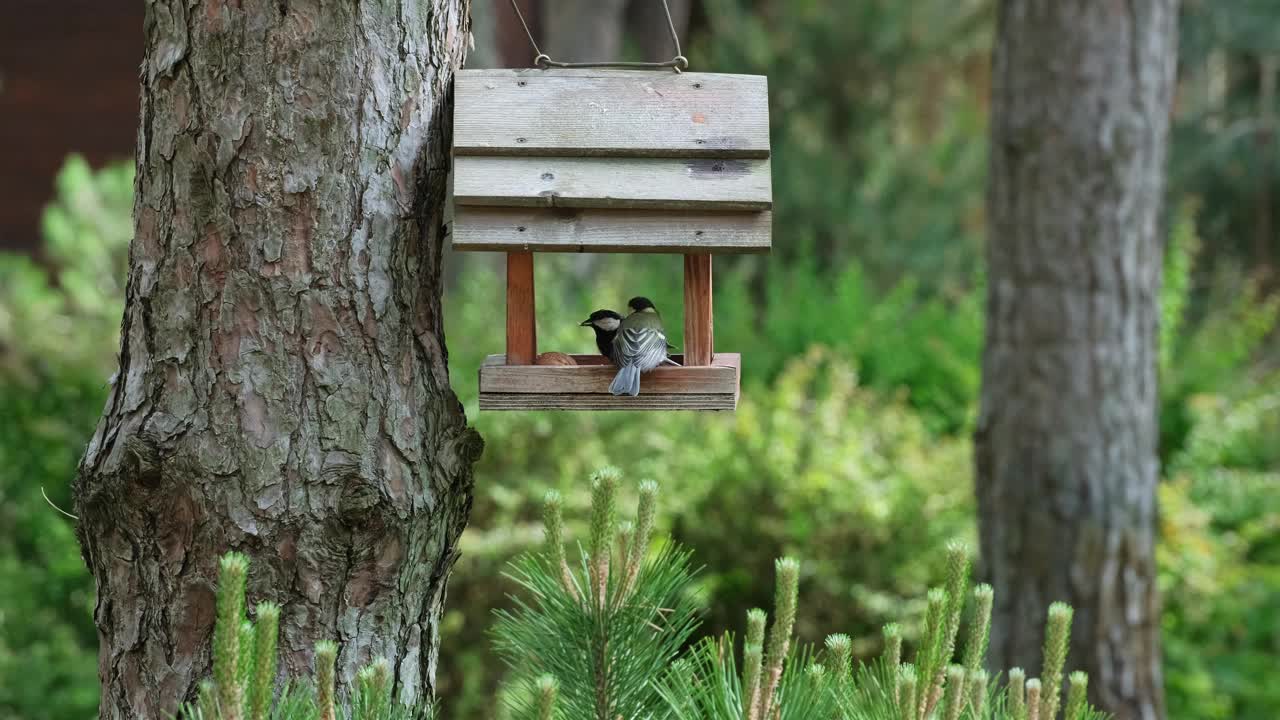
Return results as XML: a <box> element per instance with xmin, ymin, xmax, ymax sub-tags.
<box><xmin>627</xmin><ymin>0</ymin><xmax>692</xmax><ymax>61</ymax></box>
<box><xmin>540</xmin><ymin>0</ymin><xmax>691</xmax><ymax>64</ymax></box>
<box><xmin>73</xmin><ymin>1</ymin><xmax>483</xmax><ymax>717</ymax></box>
<box><xmin>977</xmin><ymin>2</ymin><xmax>1177</xmax><ymax>719</ymax></box>
<box><xmin>542</xmin><ymin>0</ymin><xmax>628</xmax><ymax>62</ymax></box>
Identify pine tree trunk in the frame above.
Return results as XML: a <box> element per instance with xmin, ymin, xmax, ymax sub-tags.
<box><xmin>73</xmin><ymin>2</ymin><xmax>482</xmax><ymax>717</ymax></box>
<box><xmin>977</xmin><ymin>2</ymin><xmax>1177</xmax><ymax>719</ymax></box>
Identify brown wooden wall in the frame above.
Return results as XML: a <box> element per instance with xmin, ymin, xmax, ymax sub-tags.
<box><xmin>0</xmin><ymin>2</ymin><xmax>142</xmax><ymax>253</ymax></box>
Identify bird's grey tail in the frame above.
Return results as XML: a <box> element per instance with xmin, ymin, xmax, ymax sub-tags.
<box><xmin>609</xmin><ymin>364</ymin><xmax>641</xmax><ymax>396</ymax></box>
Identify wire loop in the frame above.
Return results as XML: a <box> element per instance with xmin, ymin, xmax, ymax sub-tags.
<box><xmin>506</xmin><ymin>0</ymin><xmax>687</xmax><ymax>73</ymax></box>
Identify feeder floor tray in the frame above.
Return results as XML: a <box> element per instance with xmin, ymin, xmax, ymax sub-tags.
<box><xmin>479</xmin><ymin>353</ymin><xmax>740</xmax><ymax>411</ymax></box>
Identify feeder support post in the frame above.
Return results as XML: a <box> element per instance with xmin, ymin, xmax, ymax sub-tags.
<box><xmin>683</xmin><ymin>253</ymin><xmax>713</xmax><ymax>366</ymax></box>
<box><xmin>506</xmin><ymin>251</ymin><xmax>537</xmax><ymax>365</ymax></box>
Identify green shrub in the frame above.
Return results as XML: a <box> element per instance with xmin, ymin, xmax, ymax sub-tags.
<box><xmin>496</xmin><ymin>469</ymin><xmax>1106</xmax><ymax>720</ymax></box>
<box><xmin>0</xmin><ymin>154</ymin><xmax>131</xmax><ymax>720</ymax></box>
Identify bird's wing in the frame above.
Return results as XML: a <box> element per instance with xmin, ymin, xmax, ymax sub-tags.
<box><xmin>614</xmin><ymin>324</ymin><xmax>669</xmax><ymax>371</ymax></box>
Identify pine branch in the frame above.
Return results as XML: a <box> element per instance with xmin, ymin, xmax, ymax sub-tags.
<box><xmin>825</xmin><ymin>634</ymin><xmax>853</xmax><ymax>696</ymax></box>
<box><xmin>494</xmin><ymin>471</ymin><xmax>700</xmax><ymax>720</ymax></box>
<box><xmin>542</xmin><ymin>491</ymin><xmax>579</xmax><ymax>602</ymax></box>
<box><xmin>1040</xmin><ymin>603</ymin><xmax>1074</xmax><ymax>720</ymax></box>
<box><xmin>620</xmin><ymin>480</ymin><xmax>659</xmax><ymax>601</ymax></box>
<box><xmin>535</xmin><ymin>675</ymin><xmax>559</xmax><ymax>720</ymax></box>
<box><xmin>967</xmin><ymin>669</ymin><xmax>988</xmax><ymax>719</ymax></box>
<box><xmin>882</xmin><ymin>623</ymin><xmax>902</xmax><ymax>706</ymax></box>
<box><xmin>1026</xmin><ymin>679</ymin><xmax>1042</xmax><ymax>720</ymax></box>
<box><xmin>743</xmin><ymin>609</ymin><xmax>768</xmax><ymax>720</ymax></box>
<box><xmin>897</xmin><ymin>664</ymin><xmax>918</xmax><ymax>720</ymax></box>
<box><xmin>916</xmin><ymin>587</ymin><xmax>947</xmax><ymax>719</ymax></box>
<box><xmin>1007</xmin><ymin>667</ymin><xmax>1027</xmax><ymax>720</ymax></box>
<box><xmin>248</xmin><ymin>603</ymin><xmax>279</xmax><ymax>720</ymax></box>
<box><xmin>963</xmin><ymin>585</ymin><xmax>994</xmax><ymax>678</ymax></box>
<box><xmin>1064</xmin><ymin>671</ymin><xmax>1089</xmax><ymax>720</ymax></box>
<box><xmin>758</xmin><ymin>558</ymin><xmax>800</xmax><ymax>720</ymax></box>
<box><xmin>589</xmin><ymin>468</ymin><xmax>620</xmax><ymax>611</ymax></box>
<box><xmin>215</xmin><ymin>553</ymin><xmax>249</xmax><ymax>720</ymax></box>
<box><xmin>315</xmin><ymin>641</ymin><xmax>338</xmax><ymax>720</ymax></box>
<box><xmin>940</xmin><ymin>665</ymin><xmax>965</xmax><ymax>720</ymax></box>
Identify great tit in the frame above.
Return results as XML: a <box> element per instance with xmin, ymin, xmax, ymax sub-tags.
<box><xmin>580</xmin><ymin>309</ymin><xmax>623</xmax><ymax>361</ymax></box>
<box><xmin>608</xmin><ymin>296</ymin><xmax>670</xmax><ymax>396</ymax></box>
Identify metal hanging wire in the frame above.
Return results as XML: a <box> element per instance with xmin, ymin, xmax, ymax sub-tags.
<box><xmin>505</xmin><ymin>0</ymin><xmax>689</xmax><ymax>72</ymax></box>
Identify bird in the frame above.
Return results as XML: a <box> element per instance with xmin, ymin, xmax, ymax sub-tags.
<box><xmin>580</xmin><ymin>309</ymin><xmax>623</xmax><ymax>362</ymax></box>
<box><xmin>608</xmin><ymin>296</ymin><xmax>671</xmax><ymax>396</ymax></box>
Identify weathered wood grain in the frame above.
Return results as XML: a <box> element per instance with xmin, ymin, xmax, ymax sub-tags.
<box><xmin>480</xmin><ymin>353</ymin><xmax>738</xmax><ymax>394</ymax></box>
<box><xmin>479</xmin><ymin>393</ymin><xmax>737</xmax><ymax>411</ymax></box>
<box><xmin>683</xmin><ymin>254</ymin><xmax>714</xmax><ymax>366</ymax></box>
<box><xmin>506</xmin><ymin>252</ymin><xmax>537</xmax><ymax>364</ymax></box>
<box><xmin>451</xmin><ymin>207</ymin><xmax>771</xmax><ymax>253</ymax></box>
<box><xmin>454</xmin><ymin>69</ymin><xmax>770</xmax><ymax>159</ymax></box>
<box><xmin>453</xmin><ymin>156</ymin><xmax>772</xmax><ymax>211</ymax></box>
<box><xmin>478</xmin><ymin>353</ymin><xmax>740</xmax><ymax>410</ymax></box>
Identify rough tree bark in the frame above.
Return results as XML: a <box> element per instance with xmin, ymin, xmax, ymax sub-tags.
<box><xmin>73</xmin><ymin>1</ymin><xmax>482</xmax><ymax>717</ymax></box>
<box><xmin>977</xmin><ymin>2</ymin><xmax>1177</xmax><ymax>720</ymax></box>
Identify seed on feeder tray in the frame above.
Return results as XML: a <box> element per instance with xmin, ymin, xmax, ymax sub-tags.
<box><xmin>535</xmin><ymin>352</ymin><xmax>577</xmax><ymax>366</ymax></box>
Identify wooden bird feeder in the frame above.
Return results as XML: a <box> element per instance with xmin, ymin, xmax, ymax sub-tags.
<box><xmin>450</xmin><ymin>68</ymin><xmax>771</xmax><ymax>410</ymax></box>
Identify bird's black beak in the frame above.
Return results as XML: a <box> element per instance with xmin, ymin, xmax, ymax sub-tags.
<box><xmin>580</xmin><ymin>319</ymin><xmax>593</xmax><ymax>327</ymax></box>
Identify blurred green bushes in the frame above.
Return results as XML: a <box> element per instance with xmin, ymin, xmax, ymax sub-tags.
<box><xmin>0</xmin><ymin>155</ymin><xmax>131</xmax><ymax>719</ymax></box>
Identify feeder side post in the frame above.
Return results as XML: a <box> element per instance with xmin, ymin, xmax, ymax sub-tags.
<box><xmin>507</xmin><ymin>251</ymin><xmax>537</xmax><ymax>364</ymax></box>
<box><xmin>683</xmin><ymin>253</ymin><xmax>713</xmax><ymax>366</ymax></box>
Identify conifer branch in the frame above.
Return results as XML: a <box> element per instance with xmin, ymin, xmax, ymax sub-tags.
<box><xmin>964</xmin><ymin>585</ymin><xmax>994</xmax><ymax>678</ymax></box>
<box><xmin>589</xmin><ymin>468</ymin><xmax>620</xmax><ymax>610</ymax></box>
<box><xmin>917</xmin><ymin>587</ymin><xmax>948</xmax><ymax>719</ymax></box>
<box><xmin>1040</xmin><ymin>603</ymin><xmax>1074</xmax><ymax>720</ymax></box>
<box><xmin>315</xmin><ymin>641</ymin><xmax>338</xmax><ymax>720</ymax></box>
<box><xmin>941</xmin><ymin>665</ymin><xmax>966</xmax><ymax>720</ymax></box>
<box><xmin>215</xmin><ymin>553</ymin><xmax>249</xmax><ymax>720</ymax></box>
<box><xmin>238</xmin><ymin>621</ymin><xmax>256</xmax><ymax>700</ymax></box>
<box><xmin>743</xmin><ymin>609</ymin><xmax>768</xmax><ymax>720</ymax></box>
<box><xmin>1065</xmin><ymin>671</ymin><xmax>1089</xmax><ymax>720</ymax></box>
<box><xmin>758</xmin><ymin>558</ymin><xmax>799</xmax><ymax>719</ymax></box>
<box><xmin>621</xmin><ymin>480</ymin><xmax>659</xmax><ymax>600</ymax></box>
<box><xmin>825</xmin><ymin>633</ymin><xmax>853</xmax><ymax>696</ymax></box>
<box><xmin>248</xmin><ymin>603</ymin><xmax>279</xmax><ymax>720</ymax></box>
<box><xmin>883</xmin><ymin>623</ymin><xmax>902</xmax><ymax>705</ymax></box>
<box><xmin>897</xmin><ymin>664</ymin><xmax>918</xmax><ymax>720</ymax></box>
<box><xmin>542</xmin><ymin>491</ymin><xmax>580</xmax><ymax>603</ymax></box>
<box><xmin>1026</xmin><ymin>678</ymin><xmax>1042</xmax><ymax>720</ymax></box>
<box><xmin>1008</xmin><ymin>667</ymin><xmax>1027</xmax><ymax>720</ymax></box>
<box><xmin>198</xmin><ymin>680</ymin><xmax>218</xmax><ymax>720</ymax></box>
<box><xmin>536</xmin><ymin>675</ymin><xmax>559</xmax><ymax>720</ymax></box>
<box><xmin>968</xmin><ymin>668</ymin><xmax>988</xmax><ymax>718</ymax></box>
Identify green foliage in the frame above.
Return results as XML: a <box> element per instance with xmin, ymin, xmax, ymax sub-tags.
<box><xmin>1159</xmin><ymin>470</ymin><xmax>1280</xmax><ymax>719</ymax></box>
<box><xmin>1159</xmin><ymin>206</ymin><xmax>1280</xmax><ymax>465</ymax></box>
<box><xmin>0</xmin><ymin>154</ymin><xmax>132</xmax><ymax>720</ymax></box>
<box><xmin>499</xmin><ymin>473</ymin><xmax>1105</xmax><ymax>720</ymax></box>
<box><xmin>181</xmin><ymin>554</ymin><xmax>435</xmax><ymax>720</ymax></box>
<box><xmin>492</xmin><ymin>470</ymin><xmax>701</xmax><ymax>720</ymax></box>
<box><xmin>1156</xmin><ymin>209</ymin><xmax>1280</xmax><ymax>720</ymax></box>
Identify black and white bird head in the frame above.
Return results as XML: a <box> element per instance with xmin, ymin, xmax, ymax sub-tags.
<box><xmin>627</xmin><ymin>296</ymin><xmax>658</xmax><ymax>314</ymax></box>
<box><xmin>581</xmin><ymin>309</ymin><xmax>623</xmax><ymax>330</ymax></box>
